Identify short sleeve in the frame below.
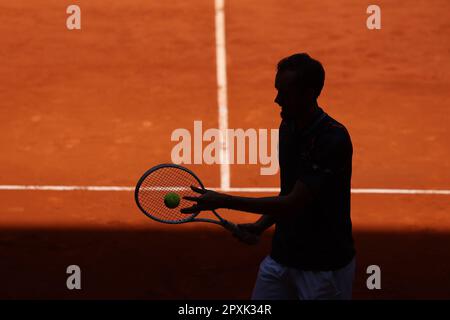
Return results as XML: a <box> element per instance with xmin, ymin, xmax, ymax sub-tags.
<box><xmin>296</xmin><ymin>130</ymin><xmax>352</xmax><ymax>197</ymax></box>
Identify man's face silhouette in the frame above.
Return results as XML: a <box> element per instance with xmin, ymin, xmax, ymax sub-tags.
<box><xmin>274</xmin><ymin>69</ymin><xmax>309</xmax><ymax>121</ymax></box>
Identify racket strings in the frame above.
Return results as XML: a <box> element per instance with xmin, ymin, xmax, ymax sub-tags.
<box><xmin>138</xmin><ymin>166</ymin><xmax>201</xmax><ymax>222</ymax></box>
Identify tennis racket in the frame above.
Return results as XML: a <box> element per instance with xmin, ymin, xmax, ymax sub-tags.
<box><xmin>134</xmin><ymin>163</ymin><xmax>259</xmax><ymax>244</ymax></box>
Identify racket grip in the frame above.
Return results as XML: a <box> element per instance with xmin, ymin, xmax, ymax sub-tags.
<box><xmin>222</xmin><ymin>220</ymin><xmax>260</xmax><ymax>245</ymax></box>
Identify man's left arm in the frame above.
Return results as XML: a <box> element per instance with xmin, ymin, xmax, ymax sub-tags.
<box><xmin>181</xmin><ymin>131</ymin><xmax>351</xmax><ymax>217</ymax></box>
<box><xmin>181</xmin><ymin>180</ymin><xmax>312</xmax><ymax>218</ymax></box>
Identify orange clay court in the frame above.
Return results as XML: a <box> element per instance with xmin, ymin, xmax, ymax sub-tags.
<box><xmin>0</xmin><ymin>0</ymin><xmax>449</xmax><ymax>299</ymax></box>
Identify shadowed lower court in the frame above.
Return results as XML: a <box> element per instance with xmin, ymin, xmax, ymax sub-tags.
<box><xmin>1</xmin><ymin>228</ymin><xmax>449</xmax><ymax>299</ymax></box>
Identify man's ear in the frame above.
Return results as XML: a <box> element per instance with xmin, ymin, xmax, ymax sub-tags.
<box><xmin>305</xmin><ymin>87</ymin><xmax>317</xmax><ymax>99</ymax></box>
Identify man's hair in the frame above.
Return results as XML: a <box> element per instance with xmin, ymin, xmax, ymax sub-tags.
<box><xmin>277</xmin><ymin>53</ymin><xmax>325</xmax><ymax>98</ymax></box>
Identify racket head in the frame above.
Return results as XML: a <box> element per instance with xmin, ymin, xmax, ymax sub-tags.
<box><xmin>135</xmin><ymin>163</ymin><xmax>205</xmax><ymax>224</ymax></box>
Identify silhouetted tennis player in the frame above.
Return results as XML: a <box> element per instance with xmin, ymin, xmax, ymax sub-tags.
<box><xmin>182</xmin><ymin>53</ymin><xmax>356</xmax><ymax>300</ymax></box>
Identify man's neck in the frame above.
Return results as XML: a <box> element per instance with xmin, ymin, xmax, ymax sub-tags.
<box><xmin>294</xmin><ymin>102</ymin><xmax>320</xmax><ymax>130</ymax></box>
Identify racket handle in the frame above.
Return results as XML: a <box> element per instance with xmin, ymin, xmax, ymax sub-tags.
<box><xmin>222</xmin><ymin>220</ymin><xmax>260</xmax><ymax>245</ymax></box>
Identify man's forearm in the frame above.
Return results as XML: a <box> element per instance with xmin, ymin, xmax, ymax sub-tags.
<box><xmin>255</xmin><ymin>214</ymin><xmax>276</xmax><ymax>230</ymax></box>
<box><xmin>219</xmin><ymin>181</ymin><xmax>312</xmax><ymax>217</ymax></box>
<box><xmin>223</xmin><ymin>194</ymin><xmax>292</xmax><ymax>216</ymax></box>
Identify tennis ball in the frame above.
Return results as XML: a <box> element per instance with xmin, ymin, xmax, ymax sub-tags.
<box><xmin>164</xmin><ymin>192</ymin><xmax>180</xmax><ymax>209</ymax></box>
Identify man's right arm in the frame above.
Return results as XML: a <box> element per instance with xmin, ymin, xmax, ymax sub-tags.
<box><xmin>237</xmin><ymin>214</ymin><xmax>276</xmax><ymax>237</ymax></box>
<box><xmin>254</xmin><ymin>214</ymin><xmax>276</xmax><ymax>232</ymax></box>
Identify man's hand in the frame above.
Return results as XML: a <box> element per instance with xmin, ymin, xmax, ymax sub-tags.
<box><xmin>231</xmin><ymin>222</ymin><xmax>266</xmax><ymax>245</ymax></box>
<box><xmin>181</xmin><ymin>185</ymin><xmax>230</xmax><ymax>214</ymax></box>
<box><xmin>236</xmin><ymin>223</ymin><xmax>265</xmax><ymax>236</ymax></box>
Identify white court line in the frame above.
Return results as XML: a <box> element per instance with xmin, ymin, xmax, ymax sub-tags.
<box><xmin>0</xmin><ymin>185</ymin><xmax>134</xmax><ymax>191</ymax></box>
<box><xmin>215</xmin><ymin>0</ymin><xmax>231</xmax><ymax>191</ymax></box>
<box><xmin>350</xmin><ymin>188</ymin><xmax>450</xmax><ymax>195</ymax></box>
<box><xmin>0</xmin><ymin>185</ymin><xmax>450</xmax><ymax>195</ymax></box>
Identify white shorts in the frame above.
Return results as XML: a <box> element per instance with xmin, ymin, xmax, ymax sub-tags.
<box><xmin>251</xmin><ymin>255</ymin><xmax>356</xmax><ymax>300</ymax></box>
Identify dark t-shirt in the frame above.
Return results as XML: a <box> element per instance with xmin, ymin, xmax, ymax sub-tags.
<box><xmin>270</xmin><ymin>107</ymin><xmax>355</xmax><ymax>271</ymax></box>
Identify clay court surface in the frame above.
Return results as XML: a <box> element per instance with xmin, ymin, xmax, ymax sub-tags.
<box><xmin>1</xmin><ymin>0</ymin><xmax>449</xmax><ymax>299</ymax></box>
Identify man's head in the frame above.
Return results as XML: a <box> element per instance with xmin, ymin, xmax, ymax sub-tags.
<box><xmin>274</xmin><ymin>53</ymin><xmax>325</xmax><ymax>120</ymax></box>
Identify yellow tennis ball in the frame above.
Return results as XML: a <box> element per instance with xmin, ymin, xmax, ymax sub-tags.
<box><xmin>164</xmin><ymin>192</ymin><xmax>180</xmax><ymax>209</ymax></box>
